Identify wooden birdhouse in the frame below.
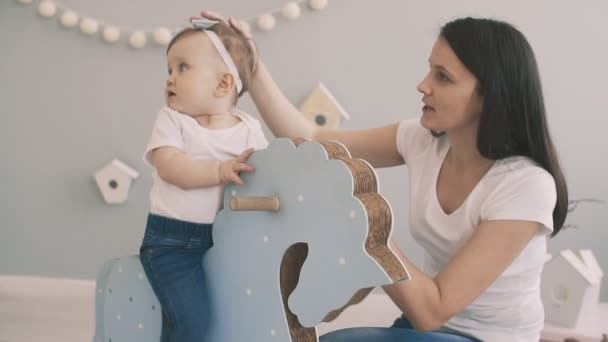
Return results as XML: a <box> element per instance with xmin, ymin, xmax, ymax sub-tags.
<box><xmin>299</xmin><ymin>83</ymin><xmax>350</xmax><ymax>129</ymax></box>
<box><xmin>94</xmin><ymin>159</ymin><xmax>139</xmax><ymax>204</ymax></box>
<box><xmin>541</xmin><ymin>249</ymin><xmax>604</xmax><ymax>328</ymax></box>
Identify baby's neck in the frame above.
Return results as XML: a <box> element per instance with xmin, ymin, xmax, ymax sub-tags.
<box><xmin>194</xmin><ymin>111</ymin><xmax>241</xmax><ymax>129</ymax></box>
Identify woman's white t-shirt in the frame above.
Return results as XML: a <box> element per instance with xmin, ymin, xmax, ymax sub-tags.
<box><xmin>144</xmin><ymin>106</ymin><xmax>268</xmax><ymax>224</ymax></box>
<box><xmin>396</xmin><ymin>119</ymin><xmax>557</xmax><ymax>342</ymax></box>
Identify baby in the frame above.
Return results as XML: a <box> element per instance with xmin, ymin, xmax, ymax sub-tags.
<box><xmin>139</xmin><ymin>19</ymin><xmax>267</xmax><ymax>341</ymax></box>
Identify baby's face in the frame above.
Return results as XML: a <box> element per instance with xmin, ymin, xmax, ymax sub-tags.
<box><xmin>165</xmin><ymin>32</ymin><xmax>224</xmax><ymax>116</ymax></box>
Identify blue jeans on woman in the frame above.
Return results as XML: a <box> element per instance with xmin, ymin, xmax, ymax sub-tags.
<box><xmin>319</xmin><ymin>316</ymin><xmax>480</xmax><ymax>342</ymax></box>
<box><xmin>139</xmin><ymin>213</ymin><xmax>213</xmax><ymax>342</ymax></box>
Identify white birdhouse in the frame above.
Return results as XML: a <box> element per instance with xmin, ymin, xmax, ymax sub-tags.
<box><xmin>299</xmin><ymin>83</ymin><xmax>350</xmax><ymax>130</ymax></box>
<box><xmin>541</xmin><ymin>249</ymin><xmax>604</xmax><ymax>328</ymax></box>
<box><xmin>94</xmin><ymin>159</ymin><xmax>139</xmax><ymax>204</ymax></box>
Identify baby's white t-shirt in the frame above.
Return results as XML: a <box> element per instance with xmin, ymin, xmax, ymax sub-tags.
<box><xmin>396</xmin><ymin>119</ymin><xmax>557</xmax><ymax>342</ymax></box>
<box><xmin>144</xmin><ymin>106</ymin><xmax>268</xmax><ymax>224</ymax></box>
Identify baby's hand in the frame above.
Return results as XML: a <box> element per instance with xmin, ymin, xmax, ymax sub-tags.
<box><xmin>218</xmin><ymin>148</ymin><xmax>255</xmax><ymax>185</ymax></box>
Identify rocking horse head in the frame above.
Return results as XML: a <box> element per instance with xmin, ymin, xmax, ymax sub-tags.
<box><xmin>203</xmin><ymin>138</ymin><xmax>409</xmax><ymax>341</ymax></box>
<box><xmin>278</xmin><ymin>140</ymin><xmax>408</xmax><ymax>329</ymax></box>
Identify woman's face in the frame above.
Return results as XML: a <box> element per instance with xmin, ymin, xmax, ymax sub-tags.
<box><xmin>417</xmin><ymin>37</ymin><xmax>483</xmax><ymax>135</ymax></box>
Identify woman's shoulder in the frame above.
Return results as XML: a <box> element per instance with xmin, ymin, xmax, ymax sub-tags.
<box><xmin>396</xmin><ymin>118</ymin><xmax>427</xmax><ymax>138</ymax></box>
<box><xmin>396</xmin><ymin>118</ymin><xmax>444</xmax><ymax>163</ymax></box>
<box><xmin>492</xmin><ymin>156</ymin><xmax>554</xmax><ymax>183</ymax></box>
<box><xmin>485</xmin><ymin>156</ymin><xmax>556</xmax><ymax>202</ymax></box>
<box><xmin>481</xmin><ymin>155</ymin><xmax>557</xmax><ymax>227</ymax></box>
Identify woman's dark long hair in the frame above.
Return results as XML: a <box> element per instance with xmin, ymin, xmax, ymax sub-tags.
<box><xmin>441</xmin><ymin>17</ymin><xmax>568</xmax><ymax>236</ymax></box>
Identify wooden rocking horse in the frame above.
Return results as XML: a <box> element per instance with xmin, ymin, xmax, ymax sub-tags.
<box><xmin>94</xmin><ymin>138</ymin><xmax>409</xmax><ymax>342</ymax></box>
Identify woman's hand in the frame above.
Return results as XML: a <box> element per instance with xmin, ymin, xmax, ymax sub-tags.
<box><xmin>199</xmin><ymin>10</ymin><xmax>253</xmax><ymax>38</ymax></box>
<box><xmin>195</xmin><ymin>10</ymin><xmax>259</xmax><ymax>71</ymax></box>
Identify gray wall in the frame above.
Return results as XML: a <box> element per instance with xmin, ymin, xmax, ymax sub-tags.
<box><xmin>2</xmin><ymin>0</ymin><xmax>607</xmax><ymax>300</ymax></box>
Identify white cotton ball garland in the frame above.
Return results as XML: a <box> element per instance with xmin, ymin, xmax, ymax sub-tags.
<box><xmin>80</xmin><ymin>17</ymin><xmax>99</xmax><ymax>35</ymax></box>
<box><xmin>309</xmin><ymin>0</ymin><xmax>328</xmax><ymax>11</ymax></box>
<box><xmin>129</xmin><ymin>31</ymin><xmax>147</xmax><ymax>49</ymax></box>
<box><xmin>23</xmin><ymin>0</ymin><xmax>330</xmax><ymax>48</ymax></box>
<box><xmin>256</xmin><ymin>14</ymin><xmax>276</xmax><ymax>31</ymax></box>
<box><xmin>59</xmin><ymin>10</ymin><xmax>78</xmax><ymax>28</ymax></box>
<box><xmin>282</xmin><ymin>2</ymin><xmax>301</xmax><ymax>20</ymax></box>
<box><xmin>37</xmin><ymin>1</ymin><xmax>57</xmax><ymax>18</ymax></box>
<box><xmin>153</xmin><ymin>28</ymin><xmax>172</xmax><ymax>46</ymax></box>
<box><xmin>102</xmin><ymin>26</ymin><xmax>121</xmax><ymax>43</ymax></box>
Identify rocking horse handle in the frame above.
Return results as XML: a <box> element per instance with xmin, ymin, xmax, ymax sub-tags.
<box><xmin>230</xmin><ymin>196</ymin><xmax>280</xmax><ymax>211</ymax></box>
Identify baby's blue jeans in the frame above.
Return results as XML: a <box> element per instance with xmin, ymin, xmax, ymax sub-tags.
<box><xmin>139</xmin><ymin>213</ymin><xmax>213</xmax><ymax>342</ymax></box>
<box><xmin>320</xmin><ymin>316</ymin><xmax>480</xmax><ymax>342</ymax></box>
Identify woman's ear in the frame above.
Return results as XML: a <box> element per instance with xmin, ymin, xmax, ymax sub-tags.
<box><xmin>214</xmin><ymin>72</ymin><xmax>236</xmax><ymax>97</ymax></box>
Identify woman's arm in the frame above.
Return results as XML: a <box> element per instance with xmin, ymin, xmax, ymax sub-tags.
<box><xmin>198</xmin><ymin>11</ymin><xmax>405</xmax><ymax>168</ymax></box>
<box><xmin>247</xmin><ymin>62</ymin><xmax>315</xmax><ymax>139</ymax></box>
<box><xmin>151</xmin><ymin>146</ymin><xmax>254</xmax><ymax>189</ymax></box>
<box><xmin>250</xmin><ymin>62</ymin><xmax>405</xmax><ymax>168</ymax></box>
<box><xmin>383</xmin><ymin>219</ymin><xmax>540</xmax><ymax>331</ymax></box>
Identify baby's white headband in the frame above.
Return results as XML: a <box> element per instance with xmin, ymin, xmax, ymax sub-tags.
<box><xmin>190</xmin><ymin>18</ymin><xmax>243</xmax><ymax>94</ymax></box>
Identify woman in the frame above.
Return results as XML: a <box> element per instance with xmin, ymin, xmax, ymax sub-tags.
<box><xmin>199</xmin><ymin>12</ymin><xmax>568</xmax><ymax>342</ymax></box>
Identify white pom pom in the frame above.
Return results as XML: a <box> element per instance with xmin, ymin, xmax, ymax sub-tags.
<box><xmin>282</xmin><ymin>2</ymin><xmax>301</xmax><ymax>20</ymax></box>
<box><xmin>16</xmin><ymin>0</ymin><xmax>33</xmax><ymax>5</ymax></box>
<box><xmin>59</xmin><ymin>10</ymin><xmax>79</xmax><ymax>28</ymax></box>
<box><xmin>38</xmin><ymin>1</ymin><xmax>57</xmax><ymax>18</ymax></box>
<box><xmin>102</xmin><ymin>26</ymin><xmax>121</xmax><ymax>43</ymax></box>
<box><xmin>309</xmin><ymin>0</ymin><xmax>329</xmax><ymax>11</ymax></box>
<box><xmin>129</xmin><ymin>31</ymin><xmax>147</xmax><ymax>49</ymax></box>
<box><xmin>79</xmin><ymin>17</ymin><xmax>99</xmax><ymax>35</ymax></box>
<box><xmin>256</xmin><ymin>14</ymin><xmax>276</xmax><ymax>31</ymax></box>
<box><xmin>153</xmin><ymin>28</ymin><xmax>172</xmax><ymax>46</ymax></box>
